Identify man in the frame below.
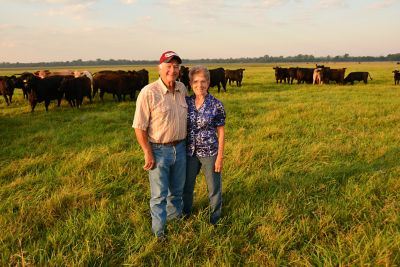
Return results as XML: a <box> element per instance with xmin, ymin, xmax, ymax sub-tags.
<box><xmin>132</xmin><ymin>51</ymin><xmax>188</xmax><ymax>241</ymax></box>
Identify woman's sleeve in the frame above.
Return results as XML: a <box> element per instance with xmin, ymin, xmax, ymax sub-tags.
<box><xmin>214</xmin><ymin>101</ymin><xmax>226</xmax><ymax>127</ymax></box>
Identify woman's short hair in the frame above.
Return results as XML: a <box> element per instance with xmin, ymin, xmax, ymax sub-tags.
<box><xmin>189</xmin><ymin>65</ymin><xmax>210</xmax><ymax>82</ymax></box>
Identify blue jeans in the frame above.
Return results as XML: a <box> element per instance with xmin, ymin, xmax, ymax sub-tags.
<box><xmin>149</xmin><ymin>141</ymin><xmax>186</xmax><ymax>237</ymax></box>
<box><xmin>183</xmin><ymin>155</ymin><xmax>222</xmax><ymax>224</ymax></box>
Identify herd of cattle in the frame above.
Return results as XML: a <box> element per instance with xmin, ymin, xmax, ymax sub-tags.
<box><xmin>0</xmin><ymin>65</ymin><xmax>399</xmax><ymax>111</ymax></box>
<box><xmin>0</xmin><ymin>67</ymin><xmax>245</xmax><ymax>112</ymax></box>
<box><xmin>274</xmin><ymin>65</ymin><xmax>400</xmax><ymax>86</ymax></box>
<box><xmin>0</xmin><ymin>69</ymin><xmax>148</xmax><ymax>111</ymax></box>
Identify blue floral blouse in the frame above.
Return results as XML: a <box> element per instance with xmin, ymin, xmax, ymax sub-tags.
<box><xmin>186</xmin><ymin>93</ymin><xmax>226</xmax><ymax>157</ymax></box>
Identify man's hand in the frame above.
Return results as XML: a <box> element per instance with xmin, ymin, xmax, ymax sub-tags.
<box><xmin>143</xmin><ymin>150</ymin><xmax>155</xmax><ymax>171</ymax></box>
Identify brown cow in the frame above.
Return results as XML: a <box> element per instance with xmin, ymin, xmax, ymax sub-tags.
<box><xmin>93</xmin><ymin>71</ymin><xmax>141</xmax><ymax>101</ymax></box>
<box><xmin>325</xmin><ymin>68</ymin><xmax>346</xmax><ymax>84</ymax></box>
<box><xmin>0</xmin><ymin>76</ymin><xmax>15</xmax><ymax>105</ymax></box>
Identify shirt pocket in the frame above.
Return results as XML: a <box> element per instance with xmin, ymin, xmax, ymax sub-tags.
<box><xmin>179</xmin><ymin>102</ymin><xmax>188</xmax><ymax>111</ymax></box>
<box><xmin>178</xmin><ymin>101</ymin><xmax>188</xmax><ymax>118</ymax></box>
<box><xmin>153</xmin><ymin>102</ymin><xmax>171</xmax><ymax>122</ymax></box>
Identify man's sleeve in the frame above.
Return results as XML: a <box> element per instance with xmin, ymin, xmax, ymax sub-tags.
<box><xmin>132</xmin><ymin>90</ymin><xmax>150</xmax><ymax>130</ymax></box>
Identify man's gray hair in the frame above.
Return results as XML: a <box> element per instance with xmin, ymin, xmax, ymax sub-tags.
<box><xmin>189</xmin><ymin>65</ymin><xmax>210</xmax><ymax>82</ymax></box>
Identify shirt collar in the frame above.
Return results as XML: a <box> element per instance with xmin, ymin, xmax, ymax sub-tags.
<box><xmin>157</xmin><ymin>78</ymin><xmax>182</xmax><ymax>95</ymax></box>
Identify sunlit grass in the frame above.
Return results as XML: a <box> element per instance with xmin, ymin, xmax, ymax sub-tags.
<box><xmin>1</xmin><ymin>62</ymin><xmax>400</xmax><ymax>265</ymax></box>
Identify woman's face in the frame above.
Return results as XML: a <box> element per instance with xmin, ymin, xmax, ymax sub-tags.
<box><xmin>190</xmin><ymin>72</ymin><xmax>209</xmax><ymax>97</ymax></box>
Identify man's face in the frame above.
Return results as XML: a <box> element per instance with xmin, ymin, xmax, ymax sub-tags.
<box><xmin>159</xmin><ymin>58</ymin><xmax>180</xmax><ymax>85</ymax></box>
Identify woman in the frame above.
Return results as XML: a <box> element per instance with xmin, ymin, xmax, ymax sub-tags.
<box><xmin>182</xmin><ymin>65</ymin><xmax>226</xmax><ymax>225</ymax></box>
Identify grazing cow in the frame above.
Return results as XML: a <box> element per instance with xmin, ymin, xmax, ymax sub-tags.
<box><xmin>58</xmin><ymin>76</ymin><xmax>92</xmax><ymax>108</ymax></box>
<box><xmin>344</xmin><ymin>72</ymin><xmax>372</xmax><ymax>85</ymax></box>
<box><xmin>93</xmin><ymin>71</ymin><xmax>142</xmax><ymax>101</ymax></box>
<box><xmin>225</xmin><ymin>68</ymin><xmax>245</xmax><ymax>87</ymax></box>
<box><xmin>313</xmin><ymin>68</ymin><xmax>324</xmax><ymax>85</ymax></box>
<box><xmin>273</xmin><ymin>67</ymin><xmax>289</xmax><ymax>83</ymax></box>
<box><xmin>209</xmin><ymin>68</ymin><xmax>227</xmax><ymax>93</ymax></box>
<box><xmin>392</xmin><ymin>70</ymin><xmax>400</xmax><ymax>85</ymax></box>
<box><xmin>25</xmin><ymin>75</ymin><xmax>71</xmax><ymax>112</ymax></box>
<box><xmin>0</xmin><ymin>76</ymin><xmax>15</xmax><ymax>105</ymax></box>
<box><xmin>296</xmin><ymin>68</ymin><xmax>314</xmax><ymax>84</ymax></box>
<box><xmin>179</xmin><ymin>66</ymin><xmax>190</xmax><ymax>90</ymax></box>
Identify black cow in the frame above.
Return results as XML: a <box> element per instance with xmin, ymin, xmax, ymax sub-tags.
<box><xmin>179</xmin><ymin>66</ymin><xmax>190</xmax><ymax>90</ymax></box>
<box><xmin>209</xmin><ymin>68</ymin><xmax>226</xmax><ymax>93</ymax></box>
<box><xmin>25</xmin><ymin>75</ymin><xmax>70</xmax><ymax>112</ymax></box>
<box><xmin>225</xmin><ymin>68</ymin><xmax>245</xmax><ymax>87</ymax></box>
<box><xmin>137</xmin><ymin>69</ymin><xmax>149</xmax><ymax>89</ymax></box>
<box><xmin>392</xmin><ymin>70</ymin><xmax>399</xmax><ymax>85</ymax></box>
<box><xmin>344</xmin><ymin>72</ymin><xmax>372</xmax><ymax>85</ymax></box>
<box><xmin>10</xmin><ymin>73</ymin><xmax>33</xmax><ymax>100</ymax></box>
<box><xmin>296</xmin><ymin>68</ymin><xmax>314</xmax><ymax>84</ymax></box>
<box><xmin>0</xmin><ymin>76</ymin><xmax>15</xmax><ymax>105</ymax></box>
<box><xmin>93</xmin><ymin>72</ymin><xmax>141</xmax><ymax>101</ymax></box>
<box><xmin>288</xmin><ymin>67</ymin><xmax>298</xmax><ymax>84</ymax></box>
<box><xmin>58</xmin><ymin>76</ymin><xmax>92</xmax><ymax>108</ymax></box>
<box><xmin>273</xmin><ymin>67</ymin><xmax>289</xmax><ymax>83</ymax></box>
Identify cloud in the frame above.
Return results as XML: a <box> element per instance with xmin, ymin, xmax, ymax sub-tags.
<box><xmin>317</xmin><ymin>0</ymin><xmax>346</xmax><ymax>9</ymax></box>
<box><xmin>367</xmin><ymin>0</ymin><xmax>397</xmax><ymax>9</ymax></box>
<box><xmin>0</xmin><ymin>41</ymin><xmax>16</xmax><ymax>48</ymax></box>
<box><xmin>35</xmin><ymin>1</ymin><xmax>96</xmax><ymax>20</ymax></box>
<box><xmin>21</xmin><ymin>0</ymin><xmax>87</xmax><ymax>3</ymax></box>
<box><xmin>241</xmin><ymin>0</ymin><xmax>287</xmax><ymax>9</ymax></box>
<box><xmin>120</xmin><ymin>0</ymin><xmax>136</xmax><ymax>4</ymax></box>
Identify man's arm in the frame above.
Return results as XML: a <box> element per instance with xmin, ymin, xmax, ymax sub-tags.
<box><xmin>134</xmin><ymin>128</ymin><xmax>155</xmax><ymax>171</ymax></box>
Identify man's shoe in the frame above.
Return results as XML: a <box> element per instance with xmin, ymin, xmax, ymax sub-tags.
<box><xmin>157</xmin><ymin>233</ymin><xmax>167</xmax><ymax>242</ymax></box>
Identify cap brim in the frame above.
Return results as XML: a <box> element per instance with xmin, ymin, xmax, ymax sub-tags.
<box><xmin>164</xmin><ymin>56</ymin><xmax>182</xmax><ymax>64</ymax></box>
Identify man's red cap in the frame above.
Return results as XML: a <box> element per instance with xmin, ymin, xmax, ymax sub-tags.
<box><xmin>159</xmin><ymin>50</ymin><xmax>182</xmax><ymax>64</ymax></box>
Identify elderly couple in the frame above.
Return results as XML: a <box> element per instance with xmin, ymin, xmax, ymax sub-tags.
<box><xmin>132</xmin><ymin>51</ymin><xmax>226</xmax><ymax>241</ymax></box>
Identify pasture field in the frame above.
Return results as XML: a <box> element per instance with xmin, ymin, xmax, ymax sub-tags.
<box><xmin>1</xmin><ymin>62</ymin><xmax>400</xmax><ymax>266</ymax></box>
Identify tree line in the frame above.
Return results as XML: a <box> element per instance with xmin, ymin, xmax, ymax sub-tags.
<box><xmin>1</xmin><ymin>53</ymin><xmax>399</xmax><ymax>68</ymax></box>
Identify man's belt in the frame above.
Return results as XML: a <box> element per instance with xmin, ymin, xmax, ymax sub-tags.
<box><xmin>151</xmin><ymin>139</ymin><xmax>184</xmax><ymax>146</ymax></box>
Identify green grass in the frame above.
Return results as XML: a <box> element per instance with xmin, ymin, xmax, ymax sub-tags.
<box><xmin>1</xmin><ymin>62</ymin><xmax>400</xmax><ymax>266</ymax></box>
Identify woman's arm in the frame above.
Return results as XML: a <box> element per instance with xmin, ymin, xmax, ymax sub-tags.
<box><xmin>215</xmin><ymin>125</ymin><xmax>225</xmax><ymax>173</ymax></box>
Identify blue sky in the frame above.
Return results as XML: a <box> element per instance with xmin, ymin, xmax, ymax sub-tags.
<box><xmin>1</xmin><ymin>0</ymin><xmax>399</xmax><ymax>62</ymax></box>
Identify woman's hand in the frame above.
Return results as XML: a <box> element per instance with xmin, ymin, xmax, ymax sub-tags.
<box><xmin>215</xmin><ymin>155</ymin><xmax>223</xmax><ymax>173</ymax></box>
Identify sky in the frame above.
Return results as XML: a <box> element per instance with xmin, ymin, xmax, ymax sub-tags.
<box><xmin>0</xmin><ymin>0</ymin><xmax>399</xmax><ymax>63</ymax></box>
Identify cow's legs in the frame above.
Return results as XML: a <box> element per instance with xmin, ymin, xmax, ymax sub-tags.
<box><xmin>45</xmin><ymin>100</ymin><xmax>50</xmax><ymax>111</ymax></box>
<box><xmin>3</xmin><ymin>95</ymin><xmax>9</xmax><ymax>105</ymax></box>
